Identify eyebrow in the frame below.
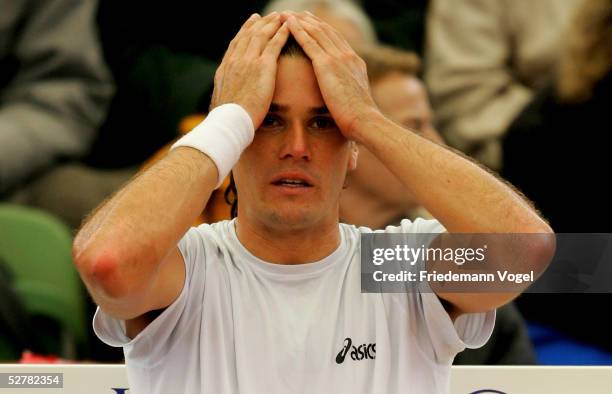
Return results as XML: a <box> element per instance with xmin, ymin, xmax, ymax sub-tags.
<box><xmin>269</xmin><ymin>103</ymin><xmax>330</xmax><ymax>115</ymax></box>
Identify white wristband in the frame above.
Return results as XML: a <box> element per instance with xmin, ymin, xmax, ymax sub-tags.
<box><xmin>171</xmin><ymin>103</ymin><xmax>255</xmax><ymax>188</ymax></box>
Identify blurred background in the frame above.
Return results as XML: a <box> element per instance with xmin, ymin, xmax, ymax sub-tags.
<box><xmin>0</xmin><ymin>0</ymin><xmax>610</xmax><ymax>366</ymax></box>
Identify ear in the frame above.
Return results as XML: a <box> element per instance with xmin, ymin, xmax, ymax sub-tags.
<box><xmin>347</xmin><ymin>141</ymin><xmax>359</xmax><ymax>171</ymax></box>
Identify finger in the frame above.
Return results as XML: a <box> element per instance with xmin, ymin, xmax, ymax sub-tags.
<box><xmin>244</xmin><ymin>13</ymin><xmax>282</xmax><ymax>58</ymax></box>
<box><xmin>279</xmin><ymin>10</ymin><xmax>299</xmax><ymax>23</ymax></box>
<box><xmin>297</xmin><ymin>17</ymin><xmax>342</xmax><ymax>54</ymax></box>
<box><xmin>299</xmin><ymin>13</ymin><xmax>353</xmax><ymax>53</ymax></box>
<box><xmin>234</xmin><ymin>12</ymin><xmax>280</xmax><ymax>58</ymax></box>
<box><xmin>261</xmin><ymin>21</ymin><xmax>290</xmax><ymax>60</ymax></box>
<box><xmin>227</xmin><ymin>13</ymin><xmax>261</xmax><ymax>55</ymax></box>
<box><xmin>286</xmin><ymin>16</ymin><xmax>326</xmax><ymax>61</ymax></box>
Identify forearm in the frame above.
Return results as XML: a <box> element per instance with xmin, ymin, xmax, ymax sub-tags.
<box><xmin>353</xmin><ymin>111</ymin><xmax>551</xmax><ymax>234</ymax></box>
<box><xmin>73</xmin><ymin>147</ymin><xmax>217</xmax><ymax>297</ymax></box>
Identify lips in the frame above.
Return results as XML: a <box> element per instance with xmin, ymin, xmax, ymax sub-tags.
<box><xmin>270</xmin><ymin>172</ymin><xmax>315</xmax><ymax>188</ymax></box>
<box><xmin>273</xmin><ymin>179</ymin><xmax>312</xmax><ymax>187</ymax></box>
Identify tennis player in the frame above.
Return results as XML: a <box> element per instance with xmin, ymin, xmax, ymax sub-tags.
<box><xmin>73</xmin><ymin>11</ymin><xmax>554</xmax><ymax>393</ymax></box>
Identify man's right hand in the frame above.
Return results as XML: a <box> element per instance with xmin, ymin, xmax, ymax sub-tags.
<box><xmin>211</xmin><ymin>12</ymin><xmax>290</xmax><ymax>129</ymax></box>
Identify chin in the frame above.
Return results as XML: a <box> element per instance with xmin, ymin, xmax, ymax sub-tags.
<box><xmin>264</xmin><ymin>206</ymin><xmax>320</xmax><ymax>230</ymax></box>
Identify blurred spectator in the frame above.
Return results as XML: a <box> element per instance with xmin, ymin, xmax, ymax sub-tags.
<box><xmin>0</xmin><ymin>0</ymin><xmax>113</xmax><ymax>196</ymax></box>
<box><xmin>502</xmin><ymin>0</ymin><xmax>612</xmax><ymax>353</ymax></box>
<box><xmin>9</xmin><ymin>0</ymin><xmax>268</xmax><ymax>230</ymax></box>
<box><xmin>340</xmin><ymin>45</ymin><xmax>441</xmax><ymax>229</ymax></box>
<box><xmin>424</xmin><ymin>0</ymin><xmax>583</xmax><ymax>170</ymax></box>
<box><xmin>263</xmin><ymin>0</ymin><xmax>378</xmax><ymax>48</ymax></box>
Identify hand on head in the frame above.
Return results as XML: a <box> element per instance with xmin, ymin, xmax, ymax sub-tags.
<box><xmin>282</xmin><ymin>11</ymin><xmax>377</xmax><ymax>140</ymax></box>
<box><xmin>212</xmin><ymin>11</ymin><xmax>378</xmax><ymax>140</ymax></box>
<box><xmin>211</xmin><ymin>12</ymin><xmax>289</xmax><ymax>128</ymax></box>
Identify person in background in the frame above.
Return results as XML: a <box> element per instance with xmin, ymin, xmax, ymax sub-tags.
<box><xmin>0</xmin><ymin>0</ymin><xmax>113</xmax><ymax>197</ymax></box>
<box><xmin>424</xmin><ymin>0</ymin><xmax>583</xmax><ymax>170</ymax></box>
<box><xmin>6</xmin><ymin>0</ymin><xmax>270</xmax><ymax>231</ymax></box>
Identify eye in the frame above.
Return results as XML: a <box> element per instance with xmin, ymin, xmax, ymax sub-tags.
<box><xmin>261</xmin><ymin>114</ymin><xmax>282</xmax><ymax>129</ymax></box>
<box><xmin>310</xmin><ymin>116</ymin><xmax>337</xmax><ymax>131</ymax></box>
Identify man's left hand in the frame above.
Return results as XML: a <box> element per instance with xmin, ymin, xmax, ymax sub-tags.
<box><xmin>283</xmin><ymin>12</ymin><xmax>379</xmax><ymax>141</ymax></box>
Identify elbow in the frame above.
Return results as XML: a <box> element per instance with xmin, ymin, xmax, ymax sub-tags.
<box><xmin>72</xmin><ymin>242</ymin><xmax>134</xmax><ymax>300</ymax></box>
<box><xmin>522</xmin><ymin>225</ymin><xmax>557</xmax><ymax>276</ymax></box>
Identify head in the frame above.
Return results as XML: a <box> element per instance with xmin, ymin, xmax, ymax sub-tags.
<box><xmin>263</xmin><ymin>0</ymin><xmax>378</xmax><ymax>48</ymax></box>
<box><xmin>360</xmin><ymin>45</ymin><xmax>441</xmax><ymax>141</ymax></box>
<box><xmin>227</xmin><ymin>36</ymin><xmax>358</xmax><ymax>231</ymax></box>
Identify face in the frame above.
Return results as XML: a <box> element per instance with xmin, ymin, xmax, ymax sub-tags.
<box><xmin>371</xmin><ymin>71</ymin><xmax>442</xmax><ymax>143</ymax></box>
<box><xmin>348</xmin><ymin>72</ymin><xmax>443</xmax><ymax>210</ymax></box>
<box><xmin>233</xmin><ymin>56</ymin><xmax>357</xmax><ymax>231</ymax></box>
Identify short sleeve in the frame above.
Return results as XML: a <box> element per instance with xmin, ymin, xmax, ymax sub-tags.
<box><xmin>420</xmin><ymin>290</ymin><xmax>496</xmax><ymax>362</ymax></box>
<box><xmin>93</xmin><ymin>226</ymin><xmax>207</xmax><ymax>365</ymax></box>
<box><xmin>384</xmin><ymin>217</ymin><xmax>446</xmax><ymax>238</ymax></box>
<box><xmin>386</xmin><ymin>217</ymin><xmax>496</xmax><ymax>362</ymax></box>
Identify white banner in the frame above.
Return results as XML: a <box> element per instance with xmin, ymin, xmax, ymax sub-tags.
<box><xmin>0</xmin><ymin>365</ymin><xmax>610</xmax><ymax>393</ymax></box>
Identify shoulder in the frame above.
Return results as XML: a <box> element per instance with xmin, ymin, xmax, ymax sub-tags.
<box><xmin>347</xmin><ymin>218</ymin><xmax>446</xmax><ymax>235</ymax></box>
<box><xmin>183</xmin><ymin>219</ymin><xmax>234</xmax><ymax>243</ymax></box>
<box><xmin>177</xmin><ymin>220</ymin><xmax>236</xmax><ymax>261</ymax></box>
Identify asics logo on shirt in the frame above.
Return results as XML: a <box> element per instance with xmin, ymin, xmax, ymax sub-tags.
<box><xmin>335</xmin><ymin>337</ymin><xmax>376</xmax><ymax>364</ymax></box>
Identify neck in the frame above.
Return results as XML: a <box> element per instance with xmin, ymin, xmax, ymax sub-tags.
<box><xmin>234</xmin><ymin>215</ymin><xmax>341</xmax><ymax>264</ymax></box>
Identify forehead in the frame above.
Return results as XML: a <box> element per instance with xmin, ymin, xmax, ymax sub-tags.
<box><xmin>273</xmin><ymin>56</ymin><xmax>325</xmax><ymax>111</ymax></box>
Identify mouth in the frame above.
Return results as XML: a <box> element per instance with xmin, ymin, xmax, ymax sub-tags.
<box><xmin>271</xmin><ymin>178</ymin><xmax>313</xmax><ymax>188</ymax></box>
<box><xmin>270</xmin><ymin>172</ymin><xmax>315</xmax><ymax>191</ymax></box>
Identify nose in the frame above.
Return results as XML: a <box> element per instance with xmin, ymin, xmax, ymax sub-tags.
<box><xmin>279</xmin><ymin>122</ymin><xmax>311</xmax><ymax>161</ymax></box>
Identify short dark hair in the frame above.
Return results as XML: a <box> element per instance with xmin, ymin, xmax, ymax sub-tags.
<box><xmin>224</xmin><ymin>173</ymin><xmax>238</xmax><ymax>219</ymax></box>
<box><xmin>280</xmin><ymin>34</ymin><xmax>308</xmax><ymax>59</ymax></box>
<box><xmin>225</xmin><ymin>34</ymin><xmax>308</xmax><ymax>219</ymax></box>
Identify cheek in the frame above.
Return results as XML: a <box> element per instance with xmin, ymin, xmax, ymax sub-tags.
<box><xmin>237</xmin><ymin>136</ymin><xmax>275</xmax><ymax>172</ymax></box>
<box><xmin>320</xmin><ymin>146</ymin><xmax>352</xmax><ymax>185</ymax></box>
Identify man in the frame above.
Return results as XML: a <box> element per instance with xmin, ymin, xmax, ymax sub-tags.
<box><xmin>73</xmin><ymin>12</ymin><xmax>554</xmax><ymax>393</ymax></box>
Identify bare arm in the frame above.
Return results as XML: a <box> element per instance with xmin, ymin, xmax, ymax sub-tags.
<box><xmin>351</xmin><ymin>111</ymin><xmax>554</xmax><ymax>318</ymax></box>
<box><xmin>286</xmin><ymin>12</ymin><xmax>555</xmax><ymax>318</ymax></box>
<box><xmin>73</xmin><ymin>12</ymin><xmax>289</xmax><ymax>336</ymax></box>
<box><xmin>72</xmin><ymin>147</ymin><xmax>217</xmax><ymax>321</ymax></box>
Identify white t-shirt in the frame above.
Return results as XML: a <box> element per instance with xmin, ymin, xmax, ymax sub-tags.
<box><xmin>94</xmin><ymin>218</ymin><xmax>495</xmax><ymax>394</ymax></box>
